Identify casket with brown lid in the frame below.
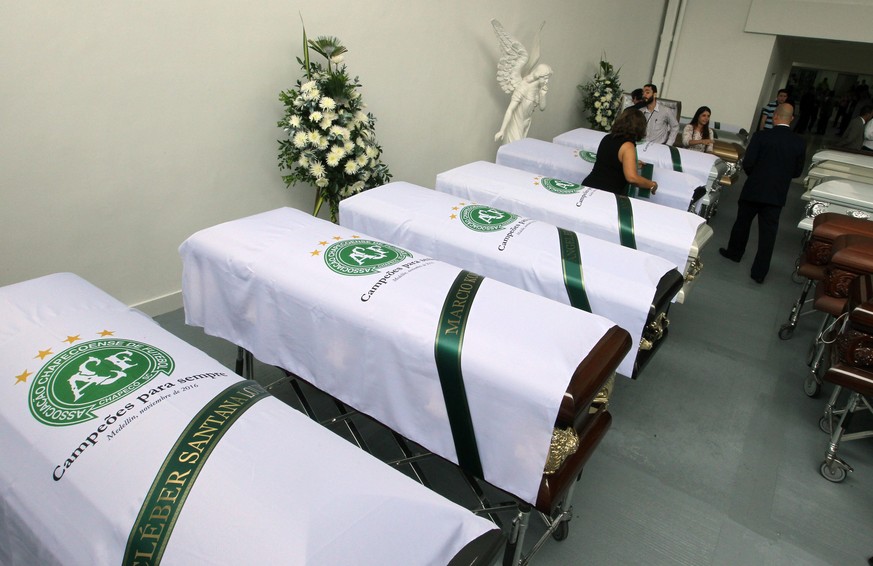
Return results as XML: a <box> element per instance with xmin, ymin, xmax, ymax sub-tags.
<box><xmin>815</xmin><ymin>234</ymin><xmax>873</xmax><ymax>316</ymax></box>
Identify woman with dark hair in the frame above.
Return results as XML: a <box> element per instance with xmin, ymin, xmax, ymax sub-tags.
<box><xmin>682</xmin><ymin>106</ymin><xmax>714</xmax><ymax>152</ymax></box>
<box><xmin>582</xmin><ymin>108</ymin><xmax>658</xmax><ymax>195</ymax></box>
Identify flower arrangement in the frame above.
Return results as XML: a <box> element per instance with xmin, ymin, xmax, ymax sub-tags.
<box><xmin>278</xmin><ymin>27</ymin><xmax>391</xmax><ymax>222</ymax></box>
<box><xmin>578</xmin><ymin>57</ymin><xmax>622</xmax><ymax>132</ymax></box>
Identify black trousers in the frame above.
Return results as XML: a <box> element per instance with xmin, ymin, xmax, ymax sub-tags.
<box><xmin>725</xmin><ymin>200</ymin><xmax>782</xmax><ymax>280</ymax></box>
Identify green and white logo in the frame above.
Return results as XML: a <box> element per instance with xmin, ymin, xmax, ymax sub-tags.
<box><xmin>459</xmin><ymin>205</ymin><xmax>517</xmax><ymax>232</ymax></box>
<box><xmin>324</xmin><ymin>239</ymin><xmax>411</xmax><ymax>275</ymax></box>
<box><xmin>541</xmin><ymin>178</ymin><xmax>583</xmax><ymax>194</ymax></box>
<box><xmin>29</xmin><ymin>340</ymin><xmax>174</xmax><ymax>426</ymax></box>
<box><xmin>578</xmin><ymin>150</ymin><xmax>597</xmax><ymax>163</ymax></box>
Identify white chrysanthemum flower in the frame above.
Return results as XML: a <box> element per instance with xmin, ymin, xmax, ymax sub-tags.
<box><xmin>301</xmin><ymin>80</ymin><xmax>316</xmax><ymax>92</ymax></box>
<box><xmin>310</xmin><ymin>161</ymin><xmax>326</xmax><ymax>179</ymax></box>
<box><xmin>594</xmin><ymin>101</ymin><xmax>601</xmax><ymax>109</ymax></box>
<box><xmin>326</xmin><ymin>153</ymin><xmax>341</xmax><ymax>167</ymax></box>
<box><xmin>315</xmin><ymin>178</ymin><xmax>330</xmax><ymax>188</ymax></box>
<box><xmin>329</xmin><ymin>144</ymin><xmax>346</xmax><ymax>159</ymax></box>
<box><xmin>353</xmin><ymin>111</ymin><xmax>368</xmax><ymax>125</ymax></box>
<box><xmin>319</xmin><ymin>97</ymin><xmax>336</xmax><ymax>111</ymax></box>
<box><xmin>344</xmin><ymin>141</ymin><xmax>355</xmax><ymax>152</ymax></box>
<box><xmin>293</xmin><ymin>132</ymin><xmax>308</xmax><ymax>148</ymax></box>
<box><xmin>320</xmin><ymin>117</ymin><xmax>332</xmax><ymax>130</ymax></box>
<box><xmin>344</xmin><ymin>160</ymin><xmax>359</xmax><ymax>174</ymax></box>
<box><xmin>308</xmin><ymin>131</ymin><xmax>322</xmax><ymax>145</ymax></box>
<box><xmin>351</xmin><ymin>180</ymin><xmax>364</xmax><ymax>193</ymax></box>
<box><xmin>298</xmin><ymin>155</ymin><xmax>309</xmax><ymax>168</ymax></box>
<box><xmin>310</xmin><ymin>110</ymin><xmax>323</xmax><ymax>123</ymax></box>
<box><xmin>289</xmin><ymin>115</ymin><xmax>301</xmax><ymax>128</ymax></box>
<box><xmin>365</xmin><ymin>145</ymin><xmax>378</xmax><ymax>158</ymax></box>
<box><xmin>330</xmin><ymin>54</ymin><xmax>344</xmax><ymax>65</ymax></box>
<box><xmin>356</xmin><ymin>154</ymin><xmax>368</xmax><ymax>167</ymax></box>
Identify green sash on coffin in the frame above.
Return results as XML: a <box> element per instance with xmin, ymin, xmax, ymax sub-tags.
<box><xmin>557</xmin><ymin>228</ymin><xmax>592</xmax><ymax>312</ymax></box>
<box><xmin>124</xmin><ymin>381</ymin><xmax>269</xmax><ymax>565</ymax></box>
<box><xmin>614</xmin><ymin>195</ymin><xmax>637</xmax><ymax>249</ymax></box>
<box><xmin>434</xmin><ymin>270</ymin><xmax>485</xmax><ymax>477</ymax></box>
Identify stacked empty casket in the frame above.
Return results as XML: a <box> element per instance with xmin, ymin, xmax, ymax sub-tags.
<box><xmin>552</xmin><ymin>127</ymin><xmax>728</xmax><ymax>218</ymax></box>
<box><xmin>339</xmin><ymin>182</ymin><xmax>684</xmax><ymax>378</ymax></box>
<box><xmin>798</xmin><ymin>179</ymin><xmax>873</xmax><ymax>232</ymax></box>
<box><xmin>805</xmin><ymin>149</ymin><xmax>873</xmax><ymax>190</ymax></box>
<box><xmin>434</xmin><ymin>161</ymin><xmax>712</xmax><ymax>303</ymax></box>
<box><xmin>494</xmin><ymin>138</ymin><xmax>706</xmax><ymax>215</ymax></box>
<box><xmin>179</xmin><ymin>207</ymin><xmax>631</xmax><ymax>550</ymax></box>
<box><xmin>804</xmin><ymin>234</ymin><xmax>873</xmax><ymax>397</ymax></box>
<box><xmin>0</xmin><ymin>273</ymin><xmax>503</xmax><ymax>566</ymax></box>
<box><xmin>818</xmin><ymin>274</ymin><xmax>873</xmax><ymax>483</ymax></box>
<box><xmin>782</xmin><ymin>212</ymin><xmax>873</xmax><ymax>340</ymax></box>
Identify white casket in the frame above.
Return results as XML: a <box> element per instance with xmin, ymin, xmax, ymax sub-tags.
<box><xmin>495</xmin><ymin>138</ymin><xmax>706</xmax><ymax>215</ymax></box>
<box><xmin>811</xmin><ymin>149</ymin><xmax>873</xmax><ymax>169</ymax></box>
<box><xmin>339</xmin><ymin>182</ymin><xmax>684</xmax><ymax>379</ymax></box>
<box><xmin>552</xmin><ymin>127</ymin><xmax>728</xmax><ymax>218</ymax></box>
<box><xmin>0</xmin><ymin>273</ymin><xmax>502</xmax><ymax>566</ymax></box>
<box><xmin>805</xmin><ymin>150</ymin><xmax>873</xmax><ymax>190</ymax></box>
<box><xmin>434</xmin><ymin>161</ymin><xmax>712</xmax><ymax>303</ymax></box>
<box><xmin>797</xmin><ymin>178</ymin><xmax>873</xmax><ymax>232</ymax></box>
<box><xmin>179</xmin><ymin>208</ymin><xmax>631</xmax><ymax>507</ymax></box>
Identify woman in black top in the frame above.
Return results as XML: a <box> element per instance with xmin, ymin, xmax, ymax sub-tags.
<box><xmin>582</xmin><ymin>108</ymin><xmax>658</xmax><ymax>196</ymax></box>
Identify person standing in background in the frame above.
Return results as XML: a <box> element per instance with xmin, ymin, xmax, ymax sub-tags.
<box><xmin>834</xmin><ymin>105</ymin><xmax>873</xmax><ymax>150</ymax></box>
<box><xmin>640</xmin><ymin>83</ymin><xmax>679</xmax><ymax>145</ymax></box>
<box><xmin>758</xmin><ymin>89</ymin><xmax>789</xmax><ymax>131</ymax></box>
<box><xmin>719</xmin><ymin>103</ymin><xmax>806</xmax><ymax>284</ymax></box>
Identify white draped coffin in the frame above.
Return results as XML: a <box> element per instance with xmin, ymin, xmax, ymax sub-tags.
<box><xmin>434</xmin><ymin>161</ymin><xmax>712</xmax><ymax>303</ymax></box>
<box><xmin>798</xmin><ymin>178</ymin><xmax>873</xmax><ymax>231</ymax></box>
<box><xmin>552</xmin><ymin>127</ymin><xmax>727</xmax><ymax>217</ymax></box>
<box><xmin>338</xmin><ymin>182</ymin><xmax>683</xmax><ymax>379</ymax></box>
<box><xmin>805</xmin><ymin>149</ymin><xmax>873</xmax><ymax>190</ymax></box>
<box><xmin>179</xmin><ymin>208</ymin><xmax>631</xmax><ymax>507</ymax></box>
<box><xmin>495</xmin><ymin>137</ymin><xmax>706</xmax><ymax>214</ymax></box>
<box><xmin>0</xmin><ymin>273</ymin><xmax>502</xmax><ymax>566</ymax></box>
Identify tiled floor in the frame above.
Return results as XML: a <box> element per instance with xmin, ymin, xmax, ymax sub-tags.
<box><xmin>156</xmin><ymin>130</ymin><xmax>873</xmax><ymax>565</ymax></box>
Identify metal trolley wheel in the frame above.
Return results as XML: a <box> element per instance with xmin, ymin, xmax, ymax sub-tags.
<box><xmin>818</xmin><ymin>416</ymin><xmax>832</xmax><ymax>434</ymax></box>
<box><xmin>778</xmin><ymin>324</ymin><xmax>795</xmax><ymax>340</ymax></box>
<box><xmin>804</xmin><ymin>373</ymin><xmax>822</xmax><ymax>398</ymax></box>
<box><xmin>820</xmin><ymin>461</ymin><xmax>847</xmax><ymax>483</ymax></box>
<box><xmin>551</xmin><ymin>519</ymin><xmax>570</xmax><ymax>541</ymax></box>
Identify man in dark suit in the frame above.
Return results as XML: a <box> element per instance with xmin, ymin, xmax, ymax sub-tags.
<box><xmin>719</xmin><ymin>103</ymin><xmax>806</xmax><ymax>283</ymax></box>
<box><xmin>834</xmin><ymin>104</ymin><xmax>873</xmax><ymax>150</ymax></box>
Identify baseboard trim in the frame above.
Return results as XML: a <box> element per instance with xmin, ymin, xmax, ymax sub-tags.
<box><xmin>131</xmin><ymin>290</ymin><xmax>183</xmax><ymax>317</ymax></box>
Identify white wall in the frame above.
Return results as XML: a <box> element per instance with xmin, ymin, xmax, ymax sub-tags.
<box><xmin>660</xmin><ymin>0</ymin><xmax>778</xmax><ymax>131</ymax></box>
<box><xmin>745</xmin><ymin>0</ymin><xmax>873</xmax><ymax>43</ymax></box>
<box><xmin>0</xmin><ymin>0</ymin><xmax>666</xmax><ymax>313</ymax></box>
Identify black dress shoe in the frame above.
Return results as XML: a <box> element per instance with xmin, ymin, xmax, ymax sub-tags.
<box><xmin>751</xmin><ymin>274</ymin><xmax>765</xmax><ymax>284</ymax></box>
<box><xmin>718</xmin><ymin>248</ymin><xmax>740</xmax><ymax>263</ymax></box>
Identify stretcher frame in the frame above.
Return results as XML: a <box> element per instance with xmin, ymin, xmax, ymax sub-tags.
<box><xmin>234</xmin><ymin>347</ymin><xmax>615</xmax><ymax>565</ymax></box>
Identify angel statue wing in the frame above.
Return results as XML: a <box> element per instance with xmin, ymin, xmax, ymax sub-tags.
<box><xmin>491</xmin><ymin>19</ymin><xmax>545</xmax><ymax>94</ymax></box>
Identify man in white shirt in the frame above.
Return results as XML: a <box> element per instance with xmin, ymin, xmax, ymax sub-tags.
<box><xmin>641</xmin><ymin>83</ymin><xmax>679</xmax><ymax>145</ymax></box>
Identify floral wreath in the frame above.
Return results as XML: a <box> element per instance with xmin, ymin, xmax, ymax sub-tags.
<box><xmin>578</xmin><ymin>57</ymin><xmax>622</xmax><ymax>132</ymax></box>
<box><xmin>278</xmin><ymin>24</ymin><xmax>391</xmax><ymax>222</ymax></box>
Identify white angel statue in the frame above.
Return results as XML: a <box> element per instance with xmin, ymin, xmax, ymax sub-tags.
<box><xmin>492</xmin><ymin>19</ymin><xmax>552</xmax><ymax>145</ymax></box>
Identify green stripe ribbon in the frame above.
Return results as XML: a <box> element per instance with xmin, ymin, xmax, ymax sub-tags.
<box><xmin>434</xmin><ymin>270</ymin><xmax>484</xmax><ymax>477</ymax></box>
<box><xmin>668</xmin><ymin>145</ymin><xmax>683</xmax><ymax>172</ymax></box>
<box><xmin>557</xmin><ymin>228</ymin><xmax>592</xmax><ymax>312</ymax></box>
<box><xmin>124</xmin><ymin>381</ymin><xmax>269</xmax><ymax>565</ymax></box>
<box><xmin>615</xmin><ymin>194</ymin><xmax>637</xmax><ymax>249</ymax></box>
<box><xmin>637</xmin><ymin>139</ymin><xmax>654</xmax><ymax>200</ymax></box>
